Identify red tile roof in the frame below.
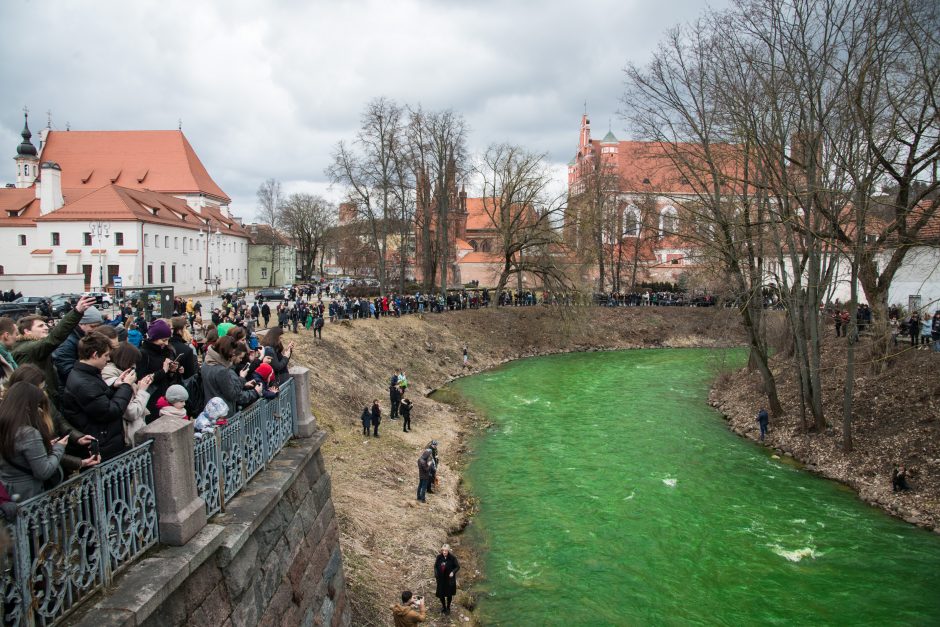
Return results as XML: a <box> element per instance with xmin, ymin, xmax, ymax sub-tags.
<box><xmin>118</xmin><ymin>248</ymin><xmax>139</xmax><ymax>254</ymax></box>
<box><xmin>32</xmin><ymin>184</ymin><xmax>247</xmax><ymax>237</ymax></box>
<box><xmin>31</xmin><ymin>249</ymin><xmax>52</xmax><ymax>254</ymax></box>
<box><xmin>65</xmin><ymin>249</ymin><xmax>81</xmax><ymax>253</ymax></box>
<box><xmin>39</xmin><ymin>130</ymin><xmax>231</xmax><ymax>203</ymax></box>
<box><xmin>460</xmin><ymin>251</ymin><xmax>503</xmax><ymax>263</ymax></box>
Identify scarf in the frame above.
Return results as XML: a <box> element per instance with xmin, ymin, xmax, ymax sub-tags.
<box><xmin>0</xmin><ymin>344</ymin><xmax>18</xmax><ymax>370</ymax></box>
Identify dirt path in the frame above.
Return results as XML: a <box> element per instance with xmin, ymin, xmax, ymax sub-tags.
<box><xmin>285</xmin><ymin>305</ymin><xmax>742</xmax><ymax>625</ymax></box>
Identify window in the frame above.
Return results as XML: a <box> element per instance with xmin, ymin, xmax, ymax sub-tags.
<box><xmin>171</xmin><ymin>264</ymin><xmax>177</xmax><ymax>282</ymax></box>
<box><xmin>57</xmin><ymin>264</ymin><xmax>67</xmax><ymax>274</ymax></box>
<box><xmin>83</xmin><ymin>232</ymin><xmax>92</xmax><ymax>246</ymax></box>
<box><xmin>147</xmin><ymin>265</ymin><xmax>153</xmax><ymax>284</ymax></box>
<box><xmin>660</xmin><ymin>206</ymin><xmax>679</xmax><ymax>235</ymax></box>
<box><xmin>18</xmin><ymin>234</ymin><xmax>26</xmax><ymax>246</ymax></box>
<box><xmin>51</xmin><ymin>232</ymin><xmax>60</xmax><ymax>246</ymax></box>
<box><xmin>623</xmin><ymin>205</ymin><xmax>641</xmax><ymax>237</ymax></box>
<box><xmin>160</xmin><ymin>265</ymin><xmax>166</xmax><ymax>283</ymax></box>
<box><xmin>114</xmin><ymin>232</ymin><xmax>124</xmax><ymax>246</ymax></box>
<box><xmin>199</xmin><ymin>267</ymin><xmax>202</xmax><ymax>280</ymax></box>
<box><xmin>154</xmin><ymin>235</ymin><xmax>160</xmax><ymax>248</ymax></box>
<box><xmin>174</xmin><ymin>237</ymin><xmax>179</xmax><ymax>249</ymax></box>
<box><xmin>261</xmin><ymin>267</ymin><xmax>268</xmax><ymax>279</ymax></box>
<box><xmin>145</xmin><ymin>234</ymin><xmax>150</xmax><ymax>247</ymax></box>
<box><xmin>164</xmin><ymin>236</ymin><xmax>169</xmax><ymax>248</ymax></box>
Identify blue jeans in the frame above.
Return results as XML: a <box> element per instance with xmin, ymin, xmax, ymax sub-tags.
<box><xmin>417</xmin><ymin>477</ymin><xmax>429</xmax><ymax>501</ymax></box>
<box><xmin>759</xmin><ymin>421</ymin><xmax>768</xmax><ymax>441</ymax></box>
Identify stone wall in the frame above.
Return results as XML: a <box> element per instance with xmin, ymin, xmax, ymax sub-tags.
<box><xmin>69</xmin><ymin>429</ymin><xmax>349</xmax><ymax>627</ymax></box>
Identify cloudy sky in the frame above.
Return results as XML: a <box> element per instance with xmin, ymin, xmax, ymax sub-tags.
<box><xmin>1</xmin><ymin>0</ymin><xmax>724</xmax><ymax>219</ymax></box>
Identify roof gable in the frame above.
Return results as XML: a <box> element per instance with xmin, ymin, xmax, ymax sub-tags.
<box><xmin>39</xmin><ymin>130</ymin><xmax>231</xmax><ymax>202</ymax></box>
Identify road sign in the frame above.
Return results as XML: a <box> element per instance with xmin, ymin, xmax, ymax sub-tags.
<box><xmin>113</xmin><ymin>276</ymin><xmax>123</xmax><ymax>288</ymax></box>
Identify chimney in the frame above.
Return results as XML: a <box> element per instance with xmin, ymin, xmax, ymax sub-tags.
<box><xmin>39</xmin><ymin>161</ymin><xmax>64</xmax><ymax>215</ymax></box>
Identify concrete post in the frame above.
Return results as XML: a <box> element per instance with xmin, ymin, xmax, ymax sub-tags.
<box><xmin>135</xmin><ymin>416</ymin><xmax>207</xmax><ymax>545</ymax></box>
<box><xmin>289</xmin><ymin>366</ymin><xmax>318</xmax><ymax>438</ymax></box>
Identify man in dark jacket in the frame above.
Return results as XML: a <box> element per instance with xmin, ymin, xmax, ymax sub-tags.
<box><xmin>13</xmin><ymin>295</ymin><xmax>96</xmax><ymax>411</ymax></box>
<box><xmin>389</xmin><ymin>383</ymin><xmax>402</xmax><ymax>420</ymax></box>
<box><xmin>52</xmin><ymin>305</ymin><xmax>104</xmax><ymax>391</ymax></box>
<box><xmin>261</xmin><ymin>302</ymin><xmax>271</xmax><ymax>328</ymax></box>
<box><xmin>61</xmin><ymin>333</ymin><xmax>135</xmax><ymax>461</ymax></box>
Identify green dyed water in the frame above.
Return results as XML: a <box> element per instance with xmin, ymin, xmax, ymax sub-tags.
<box><xmin>445</xmin><ymin>349</ymin><xmax>940</xmax><ymax>626</ymax></box>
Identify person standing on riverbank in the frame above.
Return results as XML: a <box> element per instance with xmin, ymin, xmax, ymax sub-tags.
<box><xmin>462</xmin><ymin>345</ymin><xmax>469</xmax><ymax>367</ymax></box>
<box><xmin>756</xmin><ymin>408</ymin><xmax>769</xmax><ymax>442</ymax></box>
<box><xmin>417</xmin><ymin>444</ymin><xmax>434</xmax><ymax>502</ymax></box>
<box><xmin>360</xmin><ymin>406</ymin><xmax>371</xmax><ymax>436</ymax></box>
<box><xmin>401</xmin><ymin>397</ymin><xmax>413</xmax><ymax>432</ymax></box>
<box><xmin>434</xmin><ymin>544</ymin><xmax>460</xmax><ymax>615</ymax></box>
<box><xmin>371</xmin><ymin>400</ymin><xmax>381</xmax><ymax>437</ymax></box>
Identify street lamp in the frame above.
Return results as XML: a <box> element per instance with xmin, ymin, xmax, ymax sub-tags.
<box><xmin>89</xmin><ymin>220</ymin><xmax>110</xmax><ymax>291</ymax></box>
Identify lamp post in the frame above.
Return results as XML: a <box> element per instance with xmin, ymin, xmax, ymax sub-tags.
<box><xmin>89</xmin><ymin>220</ymin><xmax>110</xmax><ymax>291</ymax></box>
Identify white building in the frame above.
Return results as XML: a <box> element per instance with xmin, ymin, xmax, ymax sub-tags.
<box><xmin>0</xmin><ymin>114</ymin><xmax>249</xmax><ymax>295</ymax></box>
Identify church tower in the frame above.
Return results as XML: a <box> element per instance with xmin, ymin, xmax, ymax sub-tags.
<box><xmin>14</xmin><ymin>110</ymin><xmax>39</xmax><ymax>188</ymax></box>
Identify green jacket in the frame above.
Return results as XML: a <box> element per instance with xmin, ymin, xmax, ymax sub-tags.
<box><xmin>12</xmin><ymin>308</ymin><xmax>82</xmax><ymax>410</ymax></box>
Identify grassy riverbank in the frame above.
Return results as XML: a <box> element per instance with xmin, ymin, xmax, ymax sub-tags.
<box><xmin>287</xmin><ymin>305</ymin><xmax>743</xmax><ymax>625</ymax></box>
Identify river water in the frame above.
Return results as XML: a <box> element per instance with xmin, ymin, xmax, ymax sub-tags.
<box><xmin>443</xmin><ymin>349</ymin><xmax>940</xmax><ymax>625</ymax></box>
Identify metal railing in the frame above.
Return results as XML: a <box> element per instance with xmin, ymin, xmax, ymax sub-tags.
<box><xmin>194</xmin><ymin>377</ymin><xmax>296</xmax><ymax>516</ymax></box>
<box><xmin>1</xmin><ymin>442</ymin><xmax>157</xmax><ymax>627</ymax></box>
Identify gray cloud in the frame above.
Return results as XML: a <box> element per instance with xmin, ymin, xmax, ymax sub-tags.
<box><xmin>1</xmin><ymin>0</ymin><xmax>725</xmax><ymax>219</ymax></box>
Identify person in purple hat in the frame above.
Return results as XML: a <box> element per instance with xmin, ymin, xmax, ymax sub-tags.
<box><xmin>135</xmin><ymin>318</ymin><xmax>183</xmax><ymax>420</ymax></box>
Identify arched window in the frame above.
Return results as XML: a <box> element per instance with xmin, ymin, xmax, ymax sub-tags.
<box><xmin>660</xmin><ymin>206</ymin><xmax>679</xmax><ymax>235</ymax></box>
<box><xmin>479</xmin><ymin>240</ymin><xmax>490</xmax><ymax>253</ymax></box>
<box><xmin>468</xmin><ymin>239</ymin><xmax>478</xmax><ymax>251</ymax></box>
<box><xmin>623</xmin><ymin>205</ymin><xmax>641</xmax><ymax>237</ymax></box>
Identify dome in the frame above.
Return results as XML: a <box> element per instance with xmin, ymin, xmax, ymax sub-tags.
<box><xmin>16</xmin><ymin>115</ymin><xmax>37</xmax><ymax>157</ymax></box>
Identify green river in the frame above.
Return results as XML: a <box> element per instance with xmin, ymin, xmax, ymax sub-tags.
<box><xmin>442</xmin><ymin>349</ymin><xmax>940</xmax><ymax>626</ymax></box>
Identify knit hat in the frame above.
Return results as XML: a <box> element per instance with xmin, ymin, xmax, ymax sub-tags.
<box><xmin>165</xmin><ymin>384</ymin><xmax>189</xmax><ymax>403</ymax></box>
<box><xmin>147</xmin><ymin>319</ymin><xmax>171</xmax><ymax>340</ymax></box>
<box><xmin>80</xmin><ymin>307</ymin><xmax>103</xmax><ymax>325</ymax></box>
<box><xmin>254</xmin><ymin>363</ymin><xmax>274</xmax><ymax>383</ymax></box>
<box><xmin>202</xmin><ymin>397</ymin><xmax>229</xmax><ymax>420</ymax></box>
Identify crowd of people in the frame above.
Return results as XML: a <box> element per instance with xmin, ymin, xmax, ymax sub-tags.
<box><xmin>0</xmin><ymin>293</ymin><xmax>296</xmax><ymax>512</ymax></box>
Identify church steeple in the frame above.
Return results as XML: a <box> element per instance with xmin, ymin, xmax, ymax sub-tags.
<box><xmin>17</xmin><ymin>110</ymin><xmax>38</xmax><ymax>157</ymax></box>
<box><xmin>14</xmin><ymin>109</ymin><xmax>40</xmax><ymax>188</ymax></box>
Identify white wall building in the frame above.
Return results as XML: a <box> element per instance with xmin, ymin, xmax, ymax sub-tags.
<box><xmin>0</xmin><ymin>114</ymin><xmax>249</xmax><ymax>294</ymax></box>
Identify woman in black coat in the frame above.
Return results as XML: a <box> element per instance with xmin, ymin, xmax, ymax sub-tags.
<box><xmin>260</xmin><ymin>327</ymin><xmax>293</xmax><ymax>384</ymax></box>
<box><xmin>434</xmin><ymin>544</ymin><xmax>460</xmax><ymax>615</ymax></box>
<box><xmin>134</xmin><ymin>319</ymin><xmax>183</xmax><ymax>420</ymax></box>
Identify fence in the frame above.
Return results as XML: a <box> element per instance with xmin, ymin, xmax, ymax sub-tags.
<box><xmin>193</xmin><ymin>377</ymin><xmax>296</xmax><ymax>517</ymax></box>
<box><xmin>1</xmin><ymin>442</ymin><xmax>157</xmax><ymax>627</ymax></box>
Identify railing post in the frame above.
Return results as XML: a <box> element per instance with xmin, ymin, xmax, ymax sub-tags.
<box><xmin>135</xmin><ymin>417</ymin><xmax>206</xmax><ymax>545</ymax></box>
<box><xmin>288</xmin><ymin>366</ymin><xmax>318</xmax><ymax>437</ymax></box>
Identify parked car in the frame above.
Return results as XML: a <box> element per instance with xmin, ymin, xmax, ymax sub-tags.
<box><xmin>12</xmin><ymin>296</ymin><xmax>47</xmax><ymax>310</ymax></box>
<box><xmin>0</xmin><ymin>301</ymin><xmax>38</xmax><ymax>320</ymax></box>
<box><xmin>49</xmin><ymin>294</ymin><xmax>81</xmax><ymax>317</ymax></box>
<box><xmin>255</xmin><ymin>287</ymin><xmax>285</xmax><ymax>301</ymax></box>
<box><xmin>82</xmin><ymin>291</ymin><xmax>113</xmax><ymax>307</ymax></box>
<box><xmin>222</xmin><ymin>287</ymin><xmax>246</xmax><ymax>299</ymax></box>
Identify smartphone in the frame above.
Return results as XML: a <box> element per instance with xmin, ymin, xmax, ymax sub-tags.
<box><xmin>89</xmin><ymin>439</ymin><xmax>100</xmax><ymax>457</ymax></box>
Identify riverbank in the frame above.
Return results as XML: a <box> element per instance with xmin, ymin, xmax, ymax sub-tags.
<box><xmin>710</xmin><ymin>336</ymin><xmax>940</xmax><ymax>532</ymax></box>
<box><xmin>287</xmin><ymin>305</ymin><xmax>743</xmax><ymax>625</ymax></box>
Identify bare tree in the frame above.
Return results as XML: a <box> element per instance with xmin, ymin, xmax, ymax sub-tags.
<box><xmin>327</xmin><ymin>97</ymin><xmax>408</xmax><ymax>295</ymax></box>
<box><xmin>568</xmin><ymin>153</ymin><xmax>622</xmax><ymax>292</ymax></box>
<box><xmin>256</xmin><ymin>178</ymin><xmax>285</xmax><ymax>287</ymax></box>
<box><xmin>477</xmin><ymin>143</ymin><xmax>570</xmax><ymax>294</ymax></box>
<box><xmin>407</xmin><ymin>107</ymin><xmax>468</xmax><ymax>295</ymax></box>
<box><xmin>280</xmin><ymin>193</ymin><xmax>336</xmax><ymax>281</ymax></box>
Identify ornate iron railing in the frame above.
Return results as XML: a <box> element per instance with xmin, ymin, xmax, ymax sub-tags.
<box><xmin>1</xmin><ymin>441</ymin><xmax>157</xmax><ymax>627</ymax></box>
<box><xmin>193</xmin><ymin>377</ymin><xmax>297</xmax><ymax>516</ymax></box>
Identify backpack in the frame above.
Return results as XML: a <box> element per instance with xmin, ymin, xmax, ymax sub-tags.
<box><xmin>183</xmin><ymin>370</ymin><xmax>206</xmax><ymax>417</ymax></box>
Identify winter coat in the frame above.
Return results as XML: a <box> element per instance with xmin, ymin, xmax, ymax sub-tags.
<box><xmin>391</xmin><ymin>603</ymin><xmax>426</xmax><ymax>626</ymax></box>
<box><xmin>250</xmin><ymin>372</ymin><xmax>279</xmax><ymax>400</ymax></box>
<box><xmin>263</xmin><ymin>346</ymin><xmax>291</xmax><ymax>384</ymax></box>
<box><xmin>169</xmin><ymin>335</ymin><xmax>198</xmax><ymax>382</ymax></box>
<box><xmin>11</xmin><ymin>308</ymin><xmax>82</xmax><ymax>410</ymax></box>
<box><xmin>61</xmin><ymin>362</ymin><xmax>134</xmax><ymax>461</ymax></box>
<box><xmin>434</xmin><ymin>552</ymin><xmax>460</xmax><ymax>599</ymax></box>
<box><xmin>102</xmin><ymin>363</ymin><xmax>151</xmax><ymax>447</ymax></box>
<box><xmin>201</xmin><ymin>348</ymin><xmax>259</xmax><ymax>416</ymax></box>
<box><xmin>136</xmin><ymin>340</ymin><xmax>181</xmax><ymax>419</ymax></box>
<box><xmin>371</xmin><ymin>404</ymin><xmax>381</xmax><ymax>426</ymax></box>
<box><xmin>418</xmin><ymin>448</ymin><xmax>434</xmax><ymax>480</ymax></box>
<box><xmin>0</xmin><ymin>427</ymin><xmax>65</xmax><ymax>501</ymax></box>
<box><xmin>921</xmin><ymin>318</ymin><xmax>933</xmax><ymax>337</ymax></box>
<box><xmin>360</xmin><ymin>408</ymin><xmax>371</xmax><ymax>427</ymax></box>
<box><xmin>51</xmin><ymin>326</ymin><xmax>86</xmax><ymax>391</ymax></box>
